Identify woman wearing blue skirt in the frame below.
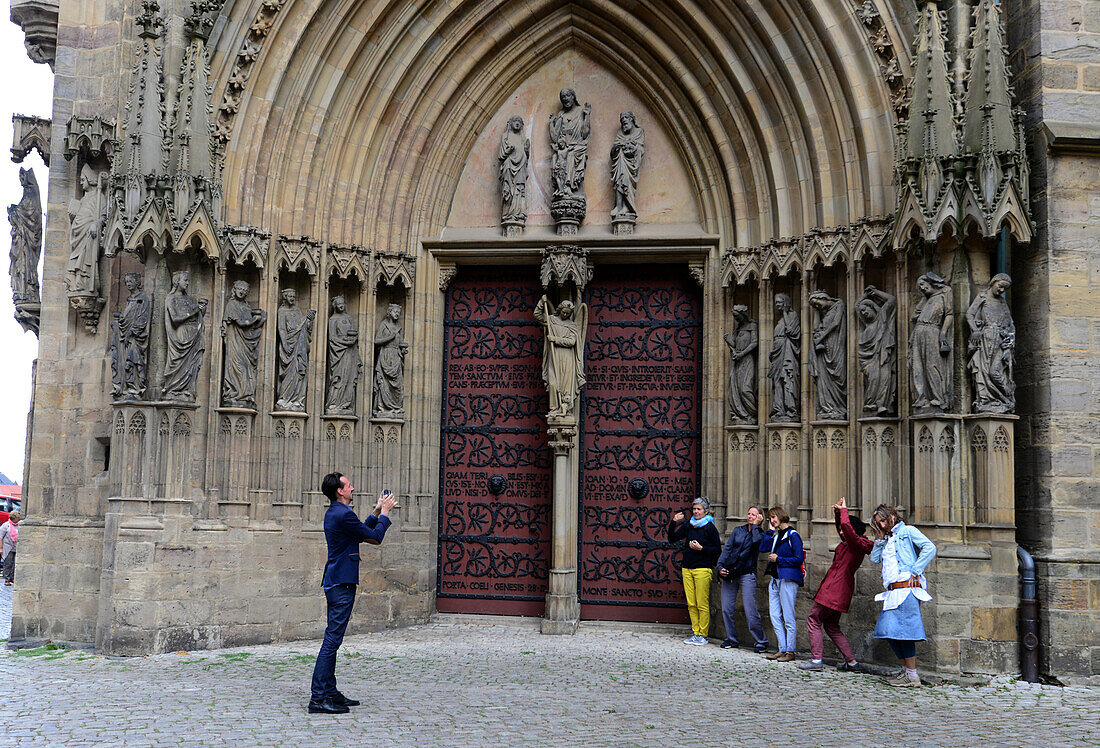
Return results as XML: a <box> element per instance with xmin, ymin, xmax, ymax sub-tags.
<box><xmin>869</xmin><ymin>504</ymin><xmax>936</xmax><ymax>687</ymax></box>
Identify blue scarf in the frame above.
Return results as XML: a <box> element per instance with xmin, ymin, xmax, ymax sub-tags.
<box><xmin>689</xmin><ymin>514</ymin><xmax>714</xmax><ymax>528</ymax></box>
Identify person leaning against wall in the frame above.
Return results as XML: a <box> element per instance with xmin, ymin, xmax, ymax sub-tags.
<box><xmin>869</xmin><ymin>503</ymin><xmax>937</xmax><ymax>688</ymax></box>
<box><xmin>715</xmin><ymin>505</ymin><xmax>768</xmax><ymax>652</ymax></box>
<box><xmin>667</xmin><ymin>497</ymin><xmax>722</xmax><ymax>646</ymax></box>
<box><xmin>759</xmin><ymin>506</ymin><xmax>804</xmax><ymax>662</ymax></box>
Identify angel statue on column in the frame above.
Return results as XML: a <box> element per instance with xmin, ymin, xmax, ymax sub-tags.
<box><xmin>535</xmin><ymin>294</ymin><xmax>588</xmax><ymax>418</ymax></box>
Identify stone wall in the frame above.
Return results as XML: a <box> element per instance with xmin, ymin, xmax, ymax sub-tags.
<box><xmin>1006</xmin><ymin>0</ymin><xmax>1100</xmax><ymax>683</ymax></box>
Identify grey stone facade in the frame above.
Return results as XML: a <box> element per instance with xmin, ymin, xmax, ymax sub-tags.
<box><xmin>5</xmin><ymin>0</ymin><xmax>1097</xmax><ymax>683</ymax></box>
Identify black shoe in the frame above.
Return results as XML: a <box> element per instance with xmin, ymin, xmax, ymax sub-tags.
<box><xmin>753</xmin><ymin>644</ymin><xmax>769</xmax><ymax>654</ymax></box>
<box><xmin>720</xmin><ymin>640</ymin><xmax>738</xmax><ymax>649</ymax></box>
<box><xmin>333</xmin><ymin>691</ymin><xmax>360</xmax><ymax>707</ymax></box>
<box><xmin>308</xmin><ymin>698</ymin><xmax>349</xmax><ymax>714</ymax></box>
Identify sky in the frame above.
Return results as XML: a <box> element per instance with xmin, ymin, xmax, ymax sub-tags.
<box><xmin>1</xmin><ymin>6</ymin><xmax>54</xmax><ymax>483</ymax></box>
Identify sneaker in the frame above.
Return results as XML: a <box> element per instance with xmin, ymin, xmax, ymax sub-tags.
<box><xmin>690</xmin><ymin>635</ymin><xmax>708</xmax><ymax>646</ymax></box>
<box><xmin>753</xmin><ymin>644</ymin><xmax>769</xmax><ymax>654</ymax></box>
<box><xmin>837</xmin><ymin>661</ymin><xmax>863</xmax><ymax>673</ymax></box>
<box><xmin>798</xmin><ymin>660</ymin><xmax>824</xmax><ymax>671</ymax></box>
<box><xmin>683</xmin><ymin>635</ymin><xmax>697</xmax><ymax>645</ymax></box>
<box><xmin>776</xmin><ymin>652</ymin><xmax>796</xmax><ymax>662</ymax></box>
<box><xmin>720</xmin><ymin>640</ymin><xmax>738</xmax><ymax>649</ymax></box>
<box><xmin>884</xmin><ymin>671</ymin><xmax>921</xmax><ymax>688</ymax></box>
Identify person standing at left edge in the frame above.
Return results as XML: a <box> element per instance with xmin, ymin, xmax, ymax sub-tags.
<box><xmin>309</xmin><ymin>472</ymin><xmax>397</xmax><ymax>714</ymax></box>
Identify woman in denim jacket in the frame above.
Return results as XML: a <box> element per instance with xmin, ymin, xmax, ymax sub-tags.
<box><xmin>758</xmin><ymin>506</ymin><xmax>804</xmax><ymax>662</ymax></box>
<box><xmin>869</xmin><ymin>504</ymin><xmax>937</xmax><ymax>687</ymax></box>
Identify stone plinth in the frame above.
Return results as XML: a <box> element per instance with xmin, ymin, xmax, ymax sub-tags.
<box><xmin>966</xmin><ymin>416</ymin><xmax>1016</xmax><ymax>526</ymax></box>
<box><xmin>810</xmin><ymin>423</ymin><xmax>848</xmax><ymax>519</ymax></box>
<box><xmin>765</xmin><ymin>425</ymin><xmax>801</xmax><ymax>509</ymax></box>
<box><xmin>859</xmin><ymin>418</ymin><xmax>899</xmax><ymax>517</ymax></box>
<box><xmin>725</xmin><ymin>425</ymin><xmax>759</xmax><ymax>519</ymax></box>
<box><xmin>912</xmin><ymin>416</ymin><xmax>963</xmax><ymax>525</ymax></box>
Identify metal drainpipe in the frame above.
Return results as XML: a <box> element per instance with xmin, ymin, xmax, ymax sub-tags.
<box><xmin>1017</xmin><ymin>545</ymin><xmax>1039</xmax><ymax>682</ymax></box>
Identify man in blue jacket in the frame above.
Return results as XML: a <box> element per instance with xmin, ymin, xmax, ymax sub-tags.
<box><xmin>308</xmin><ymin>471</ymin><xmax>396</xmax><ymax>714</ymax></box>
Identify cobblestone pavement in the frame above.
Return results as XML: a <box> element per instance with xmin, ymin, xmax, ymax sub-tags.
<box><xmin>2</xmin><ymin>598</ymin><xmax>1098</xmax><ymax>747</ymax></box>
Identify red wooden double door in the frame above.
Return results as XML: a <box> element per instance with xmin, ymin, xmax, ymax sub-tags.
<box><xmin>437</xmin><ymin>265</ymin><xmax>701</xmax><ymax>623</ymax></box>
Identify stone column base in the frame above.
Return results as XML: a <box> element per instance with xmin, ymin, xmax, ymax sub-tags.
<box><xmin>541</xmin><ymin>592</ymin><xmax>580</xmax><ymax>635</ymax></box>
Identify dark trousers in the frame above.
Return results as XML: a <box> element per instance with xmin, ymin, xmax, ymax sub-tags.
<box><xmin>887</xmin><ymin>638</ymin><xmax>916</xmax><ymax>660</ymax></box>
<box><xmin>719</xmin><ymin>572</ymin><xmax>767</xmax><ymax>647</ymax></box>
<box><xmin>807</xmin><ymin>601</ymin><xmax>856</xmax><ymax>662</ymax></box>
<box><xmin>310</xmin><ymin>583</ymin><xmax>356</xmax><ymax>701</ymax></box>
<box><xmin>2</xmin><ymin>550</ymin><xmax>13</xmax><ymax>583</ymax></box>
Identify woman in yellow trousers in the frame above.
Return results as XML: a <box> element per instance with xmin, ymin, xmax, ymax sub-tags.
<box><xmin>668</xmin><ymin>497</ymin><xmax>722</xmax><ymax>645</ymax></box>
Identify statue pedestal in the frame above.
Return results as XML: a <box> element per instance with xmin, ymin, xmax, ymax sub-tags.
<box><xmin>810</xmin><ymin>422</ymin><xmax>848</xmax><ymax>521</ymax></box>
<box><xmin>542</xmin><ymin>415</ymin><xmax>580</xmax><ymax>634</ymax></box>
<box><xmin>611</xmin><ymin>218</ymin><xmax>635</xmax><ymax>235</ymax></box>
<box><xmin>965</xmin><ymin>415</ymin><xmax>1016</xmax><ymax>526</ymax></box>
<box><xmin>501</xmin><ymin>220</ymin><xmax>524</xmax><ymax>237</ymax></box>
<box><xmin>858</xmin><ymin>418</ymin><xmax>900</xmax><ymax>519</ymax></box>
<box><xmin>765</xmin><ymin>424</ymin><xmax>801</xmax><ymax>509</ymax></box>
<box><xmin>369</xmin><ymin>418</ymin><xmax>403</xmax><ymax>501</ymax></box>
<box><xmin>270</xmin><ymin>411</ymin><xmax>310</xmax><ymax>505</ymax></box>
<box><xmin>911</xmin><ymin>415</ymin><xmax>964</xmax><ymax>525</ymax></box>
<box><xmin>214</xmin><ymin>407</ymin><xmax>255</xmax><ymax>510</ymax></box>
<box><xmin>725</xmin><ymin>425</ymin><xmax>759</xmax><ymax>520</ymax></box>
<box><xmin>550</xmin><ymin>197</ymin><xmax>585</xmax><ymax>236</ymax></box>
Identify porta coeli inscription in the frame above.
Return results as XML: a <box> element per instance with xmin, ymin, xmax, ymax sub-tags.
<box><xmin>437</xmin><ymin>270</ymin><xmax>552</xmax><ymax>616</ymax></box>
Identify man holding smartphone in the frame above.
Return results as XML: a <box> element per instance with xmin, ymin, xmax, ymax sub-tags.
<box><xmin>308</xmin><ymin>472</ymin><xmax>397</xmax><ymax>714</ymax></box>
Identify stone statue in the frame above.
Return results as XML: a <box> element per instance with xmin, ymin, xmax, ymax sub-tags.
<box><xmin>856</xmin><ymin>285</ymin><xmax>897</xmax><ymax>416</ymax></box>
<box><xmin>8</xmin><ymin>166</ymin><xmax>41</xmax><ymax>306</ymax></box>
<box><xmin>326</xmin><ymin>294</ymin><xmax>361</xmax><ymax>415</ymax></box>
<box><xmin>535</xmin><ymin>295</ymin><xmax>588</xmax><ymax>418</ymax></box>
<box><xmin>498</xmin><ymin>115</ymin><xmax>529</xmax><ymax>232</ymax></box>
<box><xmin>372</xmin><ymin>303</ymin><xmax>408</xmax><ymax>418</ymax></box>
<box><xmin>609</xmin><ymin>111</ymin><xmax>645</xmax><ymax>225</ymax></box>
<box><xmin>66</xmin><ymin>163</ymin><xmax>103</xmax><ymax>297</ymax></box>
<box><xmin>724</xmin><ymin>304</ymin><xmax>757</xmax><ymax>423</ymax></box>
<box><xmin>275</xmin><ymin>288</ymin><xmax>315</xmax><ymax>411</ymax></box>
<box><xmin>808</xmin><ymin>290</ymin><xmax>847</xmax><ymax>420</ymax></box>
<box><xmin>548</xmin><ymin>87</ymin><xmax>591</xmax><ymax>228</ymax></box>
<box><xmin>110</xmin><ymin>272</ymin><xmax>152</xmax><ymax>400</ymax></box>
<box><xmin>966</xmin><ymin>273</ymin><xmax>1015</xmax><ymax>413</ymax></box>
<box><xmin>909</xmin><ymin>271</ymin><xmax>954</xmax><ymax>413</ymax></box>
<box><xmin>221</xmin><ymin>280</ymin><xmax>266</xmax><ymax>409</ymax></box>
<box><xmin>162</xmin><ymin>271</ymin><xmax>207</xmax><ymax>402</ymax></box>
<box><xmin>767</xmin><ymin>292</ymin><xmax>800</xmax><ymax>422</ymax></box>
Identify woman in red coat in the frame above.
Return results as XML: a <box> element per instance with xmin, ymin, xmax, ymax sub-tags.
<box><xmin>799</xmin><ymin>497</ymin><xmax>873</xmax><ymax>672</ymax></box>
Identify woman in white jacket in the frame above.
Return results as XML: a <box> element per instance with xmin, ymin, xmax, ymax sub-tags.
<box><xmin>869</xmin><ymin>504</ymin><xmax>936</xmax><ymax>688</ymax></box>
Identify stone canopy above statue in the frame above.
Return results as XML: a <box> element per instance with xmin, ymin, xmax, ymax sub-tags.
<box><xmin>447</xmin><ymin>49</ymin><xmax>699</xmax><ymax>234</ymax></box>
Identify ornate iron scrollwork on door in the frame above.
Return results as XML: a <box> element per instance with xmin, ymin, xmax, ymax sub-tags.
<box><xmin>437</xmin><ymin>271</ymin><xmax>552</xmax><ymax>616</ymax></box>
<box><xmin>579</xmin><ymin>266</ymin><xmax>702</xmax><ymax>622</ymax></box>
